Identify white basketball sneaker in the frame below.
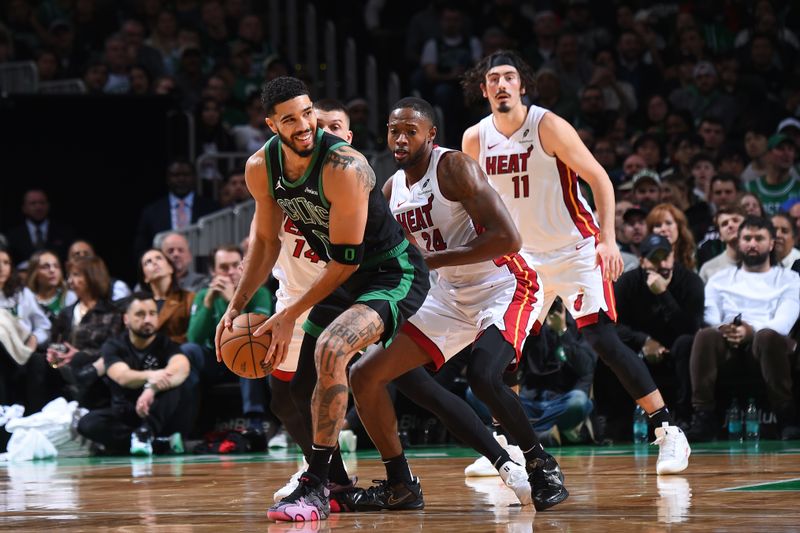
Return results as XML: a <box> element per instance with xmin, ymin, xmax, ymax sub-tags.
<box><xmin>654</xmin><ymin>423</ymin><xmax>691</xmax><ymax>475</ymax></box>
<box><xmin>464</xmin><ymin>432</ymin><xmax>526</xmax><ymax>477</ymax></box>
<box><xmin>498</xmin><ymin>460</ymin><xmax>533</xmax><ymax>505</ymax></box>
<box><xmin>273</xmin><ymin>459</ymin><xmax>309</xmax><ymax>502</ymax></box>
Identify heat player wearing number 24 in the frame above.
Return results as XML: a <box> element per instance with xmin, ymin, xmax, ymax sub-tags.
<box><xmin>348</xmin><ymin>97</ymin><xmax>568</xmax><ymax>512</ymax></box>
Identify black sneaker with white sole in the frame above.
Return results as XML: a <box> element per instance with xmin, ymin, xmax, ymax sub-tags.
<box><xmin>351</xmin><ymin>477</ymin><xmax>424</xmax><ymax>511</ymax></box>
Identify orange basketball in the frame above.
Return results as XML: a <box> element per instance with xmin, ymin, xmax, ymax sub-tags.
<box><xmin>219</xmin><ymin>313</ymin><xmax>272</xmax><ymax>379</ymax></box>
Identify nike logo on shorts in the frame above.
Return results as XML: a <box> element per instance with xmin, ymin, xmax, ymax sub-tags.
<box><xmin>576</xmin><ymin>241</ymin><xmax>590</xmax><ymax>251</ymax></box>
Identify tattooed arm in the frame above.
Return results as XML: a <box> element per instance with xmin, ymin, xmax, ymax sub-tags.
<box><xmin>259</xmin><ymin>145</ymin><xmax>376</xmax><ymax>364</ymax></box>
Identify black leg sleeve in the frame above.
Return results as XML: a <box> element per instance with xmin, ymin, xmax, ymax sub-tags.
<box><xmin>466</xmin><ymin>326</ymin><xmax>542</xmax><ymax>452</ymax></box>
<box><xmin>394</xmin><ymin>366</ymin><xmax>507</xmax><ymax>463</ymax></box>
<box><xmin>582</xmin><ymin>319</ymin><xmax>658</xmax><ymax>400</ymax></box>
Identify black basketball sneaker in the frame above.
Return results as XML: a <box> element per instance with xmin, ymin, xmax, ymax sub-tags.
<box><xmin>528</xmin><ymin>454</ymin><xmax>569</xmax><ymax>511</ymax></box>
<box><xmin>351</xmin><ymin>477</ymin><xmax>425</xmax><ymax>511</ymax></box>
<box><xmin>328</xmin><ymin>476</ymin><xmax>359</xmax><ymax>513</ymax></box>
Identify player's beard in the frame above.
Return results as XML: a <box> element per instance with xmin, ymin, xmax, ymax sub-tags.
<box><xmin>741</xmin><ymin>250</ymin><xmax>769</xmax><ymax>267</ymax></box>
<box><xmin>395</xmin><ymin>145</ymin><xmax>428</xmax><ymax>170</ymax></box>
<box><xmin>495</xmin><ymin>92</ymin><xmax>513</xmax><ymax>113</ymax></box>
<box><xmin>130</xmin><ymin>324</ymin><xmax>156</xmax><ymax>340</ymax></box>
<box><xmin>279</xmin><ymin>128</ymin><xmax>316</xmax><ymax>157</ymax></box>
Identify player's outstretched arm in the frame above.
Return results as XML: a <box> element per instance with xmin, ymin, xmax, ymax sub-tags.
<box><xmin>215</xmin><ymin>151</ymin><xmax>282</xmax><ymax>360</ymax></box>
<box><xmin>428</xmin><ymin>151</ymin><xmax>522</xmax><ymax>269</ymax></box>
<box><xmin>539</xmin><ymin>112</ymin><xmax>623</xmax><ymax>281</ymax></box>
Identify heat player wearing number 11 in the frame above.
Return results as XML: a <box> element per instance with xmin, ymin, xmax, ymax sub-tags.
<box><xmin>462</xmin><ymin>51</ymin><xmax>690</xmax><ymax>475</ymax></box>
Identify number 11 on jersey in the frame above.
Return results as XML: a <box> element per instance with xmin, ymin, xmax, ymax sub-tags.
<box><xmin>512</xmin><ymin>174</ymin><xmax>529</xmax><ymax>198</ymax></box>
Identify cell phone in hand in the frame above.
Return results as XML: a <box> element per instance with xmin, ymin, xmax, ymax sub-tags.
<box><xmin>733</xmin><ymin>313</ymin><xmax>742</xmax><ymax>326</ymax></box>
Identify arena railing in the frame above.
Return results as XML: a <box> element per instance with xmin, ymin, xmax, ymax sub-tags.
<box><xmin>0</xmin><ymin>61</ymin><xmax>38</xmax><ymax>95</ymax></box>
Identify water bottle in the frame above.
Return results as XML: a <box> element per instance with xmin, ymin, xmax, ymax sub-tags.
<box><xmin>633</xmin><ymin>405</ymin><xmax>649</xmax><ymax>443</ymax></box>
<box><xmin>745</xmin><ymin>398</ymin><xmax>760</xmax><ymax>441</ymax></box>
<box><xmin>727</xmin><ymin>398</ymin><xmax>743</xmax><ymax>441</ymax></box>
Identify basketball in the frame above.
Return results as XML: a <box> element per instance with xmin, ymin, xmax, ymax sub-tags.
<box><xmin>219</xmin><ymin>313</ymin><xmax>273</xmax><ymax>379</ymax></box>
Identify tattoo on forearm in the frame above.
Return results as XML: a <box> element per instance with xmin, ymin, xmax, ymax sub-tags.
<box><xmin>327</xmin><ymin>149</ymin><xmax>376</xmax><ymax>192</ymax></box>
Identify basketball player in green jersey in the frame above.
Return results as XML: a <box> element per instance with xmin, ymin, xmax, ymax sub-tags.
<box><xmin>215</xmin><ymin>77</ymin><xmax>429</xmax><ymax>523</ymax></box>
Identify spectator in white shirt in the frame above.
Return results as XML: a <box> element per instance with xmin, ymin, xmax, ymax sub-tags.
<box><xmin>687</xmin><ymin>216</ymin><xmax>800</xmax><ymax>441</ymax></box>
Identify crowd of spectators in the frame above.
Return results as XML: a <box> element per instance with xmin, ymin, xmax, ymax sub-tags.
<box><xmin>2</xmin><ymin>1</ymin><xmax>800</xmax><ymax>452</ymax></box>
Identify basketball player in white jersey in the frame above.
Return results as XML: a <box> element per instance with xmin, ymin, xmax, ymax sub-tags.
<box><xmin>347</xmin><ymin>97</ymin><xmax>568</xmax><ymax>512</ymax></box>
<box><xmin>461</xmin><ymin>50</ymin><xmax>690</xmax><ymax>475</ymax></box>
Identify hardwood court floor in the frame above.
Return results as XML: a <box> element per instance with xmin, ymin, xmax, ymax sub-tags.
<box><xmin>2</xmin><ymin>441</ymin><xmax>800</xmax><ymax>532</ymax></box>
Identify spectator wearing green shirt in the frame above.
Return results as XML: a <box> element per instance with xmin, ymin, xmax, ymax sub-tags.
<box><xmin>181</xmin><ymin>244</ymin><xmax>273</xmax><ymax>431</ymax></box>
<box><xmin>746</xmin><ymin>134</ymin><xmax>800</xmax><ymax>215</ymax></box>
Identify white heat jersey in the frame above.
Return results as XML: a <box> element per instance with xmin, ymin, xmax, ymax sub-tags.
<box><xmin>271</xmin><ymin>216</ymin><xmax>324</xmax><ymax>375</ymax></box>
<box><xmin>478</xmin><ymin>105</ymin><xmax>600</xmax><ymax>254</ymax></box>
<box><xmin>273</xmin><ymin>216</ymin><xmax>324</xmax><ymax>305</ymax></box>
<box><xmin>388</xmin><ymin>147</ymin><xmax>506</xmax><ymax>287</ymax></box>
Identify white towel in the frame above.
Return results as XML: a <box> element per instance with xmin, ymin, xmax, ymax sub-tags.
<box><xmin>0</xmin><ymin>309</ymin><xmax>33</xmax><ymax>365</ymax></box>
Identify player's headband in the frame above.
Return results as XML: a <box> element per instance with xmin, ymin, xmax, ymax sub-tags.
<box><xmin>488</xmin><ymin>54</ymin><xmax>518</xmax><ymax>69</ymax></box>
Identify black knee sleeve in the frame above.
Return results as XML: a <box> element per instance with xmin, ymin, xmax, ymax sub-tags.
<box><xmin>393</xmin><ymin>367</ymin><xmax>504</xmax><ymax>460</ymax></box>
<box><xmin>581</xmin><ymin>321</ymin><xmax>657</xmax><ymax>399</ymax></box>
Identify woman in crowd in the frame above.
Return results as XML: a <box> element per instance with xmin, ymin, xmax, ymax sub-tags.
<box><xmin>137</xmin><ymin>248</ymin><xmax>194</xmax><ymax>343</ymax></box>
<box><xmin>646</xmin><ymin>203</ymin><xmax>698</xmax><ymax>270</ymax></box>
<box><xmin>42</xmin><ymin>256</ymin><xmax>124</xmax><ymax>408</ymax></box>
<box><xmin>26</xmin><ymin>249</ymin><xmax>76</xmax><ymax>323</ymax></box>
<box><xmin>67</xmin><ymin>239</ymin><xmax>131</xmax><ymax>301</ymax></box>
<box><xmin>772</xmin><ymin>213</ymin><xmax>800</xmax><ymax>268</ymax></box>
<box><xmin>0</xmin><ymin>248</ymin><xmax>51</xmax><ymax>405</ymax></box>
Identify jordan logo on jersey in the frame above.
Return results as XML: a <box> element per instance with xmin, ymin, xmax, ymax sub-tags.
<box><xmin>484</xmin><ymin>145</ymin><xmax>534</xmax><ymax>176</ymax></box>
<box><xmin>395</xmin><ymin>195</ymin><xmax>435</xmax><ymax>233</ymax></box>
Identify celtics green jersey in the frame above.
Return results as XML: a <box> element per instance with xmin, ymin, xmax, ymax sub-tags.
<box><xmin>264</xmin><ymin>128</ymin><xmax>405</xmax><ymax>263</ymax></box>
<box><xmin>745</xmin><ymin>175</ymin><xmax>800</xmax><ymax>215</ymax></box>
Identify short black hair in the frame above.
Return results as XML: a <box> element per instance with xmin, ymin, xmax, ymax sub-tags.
<box><xmin>739</xmin><ymin>215</ymin><xmax>776</xmax><ymax>239</ymax></box>
<box><xmin>126</xmin><ymin>291</ymin><xmax>156</xmax><ymax>311</ymax></box>
<box><xmin>710</xmin><ymin>173</ymin><xmax>741</xmax><ymax>191</ymax></box>
<box><xmin>690</xmin><ymin>152</ymin><xmax>715</xmax><ymax>168</ymax></box>
<box><xmin>260</xmin><ymin>76</ymin><xmax>309</xmax><ymax>115</ymax></box>
<box><xmin>673</xmin><ymin>132</ymin><xmax>703</xmax><ymax>149</ymax></box>
<box><xmin>314</xmin><ymin>98</ymin><xmax>348</xmax><ymax>115</ymax></box>
<box><xmin>391</xmin><ymin>97</ymin><xmax>437</xmax><ymax>125</ymax></box>
<box><xmin>699</xmin><ymin>115</ymin><xmax>725</xmax><ymax>128</ymax></box>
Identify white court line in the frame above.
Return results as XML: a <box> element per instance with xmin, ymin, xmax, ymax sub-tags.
<box><xmin>713</xmin><ymin>476</ymin><xmax>800</xmax><ymax>492</ymax></box>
